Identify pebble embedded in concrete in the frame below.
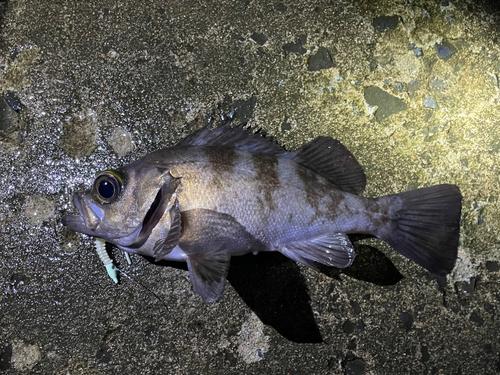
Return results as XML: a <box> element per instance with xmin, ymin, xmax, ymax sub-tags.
<box><xmin>424</xmin><ymin>96</ymin><xmax>438</xmax><ymax>109</ymax></box>
<box><xmin>364</xmin><ymin>86</ymin><xmax>408</xmax><ymax>121</ymax></box>
<box><xmin>308</xmin><ymin>47</ymin><xmax>335</xmax><ymax>71</ymax></box>
<box><xmin>435</xmin><ymin>41</ymin><xmax>458</xmax><ymax>60</ymax></box>
<box><xmin>372</xmin><ymin>15</ymin><xmax>399</xmax><ymax>32</ymax></box>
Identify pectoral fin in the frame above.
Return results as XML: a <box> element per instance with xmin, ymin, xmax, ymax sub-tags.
<box><xmin>281</xmin><ymin>233</ymin><xmax>356</xmax><ymax>270</ymax></box>
<box><xmin>186</xmin><ymin>251</ymin><xmax>231</xmax><ymax>303</ymax></box>
<box><xmin>178</xmin><ymin>209</ymin><xmax>264</xmax><ymax>302</ymax></box>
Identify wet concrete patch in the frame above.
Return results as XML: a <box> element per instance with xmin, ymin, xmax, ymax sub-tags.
<box><xmin>61</xmin><ymin>116</ymin><xmax>99</xmax><ymax>158</ymax></box>
<box><xmin>23</xmin><ymin>195</ymin><xmax>55</xmax><ymax>226</ymax></box>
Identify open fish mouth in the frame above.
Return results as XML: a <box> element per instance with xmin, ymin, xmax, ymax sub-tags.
<box><xmin>61</xmin><ymin>212</ymin><xmax>96</xmax><ymax>237</ymax></box>
<box><xmin>61</xmin><ymin>193</ymin><xmax>102</xmax><ymax>236</ymax></box>
<box><xmin>61</xmin><ymin>212</ymin><xmax>86</xmax><ymax>230</ymax></box>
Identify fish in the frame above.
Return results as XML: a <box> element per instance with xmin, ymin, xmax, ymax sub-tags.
<box><xmin>62</xmin><ymin>121</ymin><xmax>462</xmax><ymax>303</ymax></box>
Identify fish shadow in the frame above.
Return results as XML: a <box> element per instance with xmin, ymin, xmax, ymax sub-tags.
<box><xmin>151</xmin><ymin>238</ymin><xmax>402</xmax><ymax>344</ymax></box>
<box><xmin>227</xmin><ymin>252</ymin><xmax>323</xmax><ymax>343</ymax></box>
<box><xmin>318</xmin><ymin>235</ymin><xmax>404</xmax><ymax>286</ymax></box>
<box><xmin>227</xmin><ymin>239</ymin><xmax>402</xmax><ymax>343</ymax></box>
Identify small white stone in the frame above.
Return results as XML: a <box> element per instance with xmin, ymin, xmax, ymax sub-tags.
<box><xmin>107</xmin><ymin>127</ymin><xmax>134</xmax><ymax>157</ymax></box>
<box><xmin>11</xmin><ymin>340</ymin><xmax>41</xmax><ymax>372</ymax></box>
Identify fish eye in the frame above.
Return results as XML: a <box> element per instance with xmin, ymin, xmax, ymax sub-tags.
<box><xmin>93</xmin><ymin>170</ymin><xmax>123</xmax><ymax>203</ymax></box>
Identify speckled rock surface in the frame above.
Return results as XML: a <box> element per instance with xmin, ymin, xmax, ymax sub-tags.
<box><xmin>1</xmin><ymin>0</ymin><xmax>499</xmax><ymax>374</ymax></box>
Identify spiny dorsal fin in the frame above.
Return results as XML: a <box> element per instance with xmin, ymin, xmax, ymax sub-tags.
<box><xmin>179</xmin><ymin>122</ymin><xmax>366</xmax><ymax>194</ymax></box>
<box><xmin>178</xmin><ymin>120</ymin><xmax>283</xmax><ymax>154</ymax></box>
<box><xmin>287</xmin><ymin>137</ymin><xmax>366</xmax><ymax>195</ymax></box>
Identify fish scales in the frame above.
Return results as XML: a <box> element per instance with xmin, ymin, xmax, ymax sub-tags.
<box><xmin>62</xmin><ymin>122</ymin><xmax>462</xmax><ymax>303</ymax></box>
<box><xmin>166</xmin><ymin>147</ymin><xmax>371</xmax><ymax>245</ymax></box>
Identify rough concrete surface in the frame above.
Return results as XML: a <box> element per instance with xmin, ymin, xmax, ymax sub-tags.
<box><xmin>0</xmin><ymin>0</ymin><xmax>499</xmax><ymax>373</ymax></box>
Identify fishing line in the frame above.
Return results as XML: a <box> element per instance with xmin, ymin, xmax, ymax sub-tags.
<box><xmin>94</xmin><ymin>239</ymin><xmax>169</xmax><ymax>309</ymax></box>
<box><xmin>113</xmin><ymin>265</ymin><xmax>170</xmax><ymax>310</ymax></box>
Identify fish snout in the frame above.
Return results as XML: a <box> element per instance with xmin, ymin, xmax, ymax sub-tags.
<box><xmin>75</xmin><ymin>192</ymin><xmax>106</xmax><ymax>231</ymax></box>
<box><xmin>61</xmin><ymin>193</ymin><xmax>105</xmax><ymax>235</ymax></box>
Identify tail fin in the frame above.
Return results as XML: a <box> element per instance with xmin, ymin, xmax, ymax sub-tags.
<box><xmin>379</xmin><ymin>184</ymin><xmax>462</xmax><ymax>275</ymax></box>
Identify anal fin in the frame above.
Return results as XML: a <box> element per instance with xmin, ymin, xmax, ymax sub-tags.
<box><xmin>281</xmin><ymin>233</ymin><xmax>356</xmax><ymax>270</ymax></box>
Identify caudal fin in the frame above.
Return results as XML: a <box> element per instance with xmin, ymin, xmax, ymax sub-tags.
<box><xmin>380</xmin><ymin>184</ymin><xmax>462</xmax><ymax>275</ymax></box>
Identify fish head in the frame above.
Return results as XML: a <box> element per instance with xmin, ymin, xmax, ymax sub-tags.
<box><xmin>62</xmin><ymin>163</ymin><xmax>178</xmax><ymax>247</ymax></box>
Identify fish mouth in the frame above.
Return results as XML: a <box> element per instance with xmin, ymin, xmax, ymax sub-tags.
<box><xmin>61</xmin><ymin>213</ymin><xmax>87</xmax><ymax>231</ymax></box>
<box><xmin>61</xmin><ymin>193</ymin><xmax>103</xmax><ymax>236</ymax></box>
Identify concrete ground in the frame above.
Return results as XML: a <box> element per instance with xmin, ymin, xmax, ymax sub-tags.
<box><xmin>1</xmin><ymin>0</ymin><xmax>499</xmax><ymax>373</ymax></box>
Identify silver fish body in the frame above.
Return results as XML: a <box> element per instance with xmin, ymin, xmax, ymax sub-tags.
<box><xmin>62</xmin><ymin>123</ymin><xmax>462</xmax><ymax>302</ymax></box>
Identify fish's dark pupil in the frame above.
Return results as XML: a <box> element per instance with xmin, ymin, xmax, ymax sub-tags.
<box><xmin>98</xmin><ymin>180</ymin><xmax>115</xmax><ymax>199</ymax></box>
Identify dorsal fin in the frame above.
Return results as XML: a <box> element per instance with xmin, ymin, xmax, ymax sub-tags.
<box><xmin>177</xmin><ymin>120</ymin><xmax>283</xmax><ymax>154</ymax></box>
<box><xmin>178</xmin><ymin>121</ymin><xmax>366</xmax><ymax>194</ymax></box>
<box><xmin>287</xmin><ymin>137</ymin><xmax>366</xmax><ymax>194</ymax></box>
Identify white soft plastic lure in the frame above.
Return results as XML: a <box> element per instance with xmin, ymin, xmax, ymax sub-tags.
<box><xmin>95</xmin><ymin>238</ymin><xmax>118</xmax><ymax>283</ymax></box>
